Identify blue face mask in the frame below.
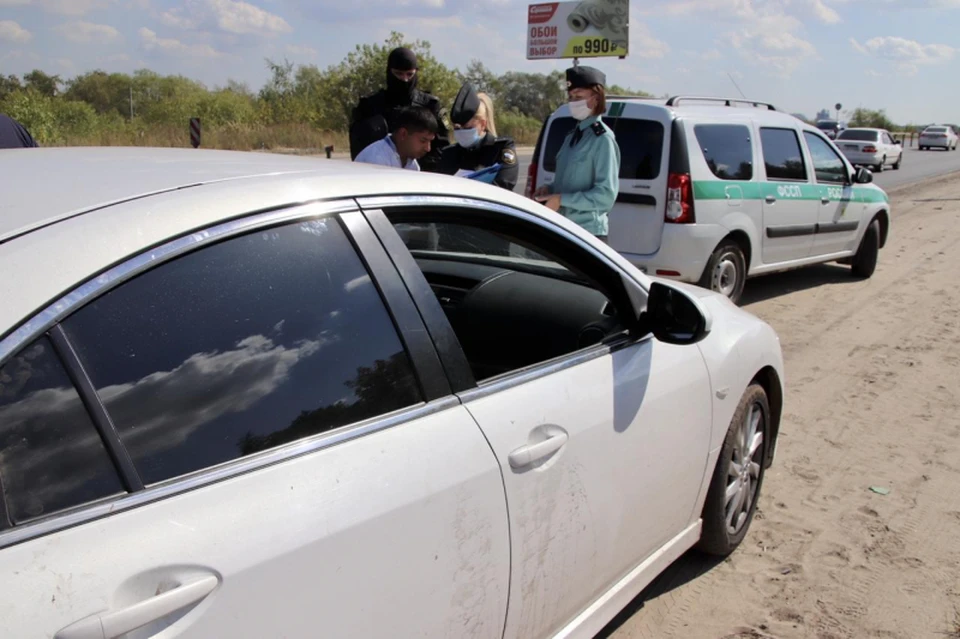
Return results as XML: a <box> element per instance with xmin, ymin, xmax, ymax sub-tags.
<box><xmin>454</xmin><ymin>128</ymin><xmax>482</xmax><ymax>148</ymax></box>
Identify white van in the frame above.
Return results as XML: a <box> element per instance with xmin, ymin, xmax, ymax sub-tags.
<box><xmin>526</xmin><ymin>96</ymin><xmax>892</xmax><ymax>304</ymax></box>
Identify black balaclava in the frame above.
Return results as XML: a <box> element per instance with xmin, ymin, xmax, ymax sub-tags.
<box><xmin>386</xmin><ymin>47</ymin><xmax>418</xmax><ymax>104</ymax></box>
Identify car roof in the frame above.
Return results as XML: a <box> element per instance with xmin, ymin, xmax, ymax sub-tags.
<box><xmin>550</xmin><ymin>98</ymin><xmax>806</xmax><ymax>128</ymax></box>
<box><xmin>0</xmin><ymin>146</ymin><xmax>367</xmax><ymax>243</ymax></box>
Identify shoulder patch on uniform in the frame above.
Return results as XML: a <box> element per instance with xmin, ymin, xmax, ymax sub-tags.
<box><xmin>501</xmin><ymin>148</ymin><xmax>517</xmax><ymax>165</ymax></box>
<box><xmin>591</xmin><ymin>122</ymin><xmax>606</xmax><ymax>136</ymax></box>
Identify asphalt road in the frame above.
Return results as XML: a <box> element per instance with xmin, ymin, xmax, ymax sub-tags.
<box><xmin>514</xmin><ymin>145</ymin><xmax>960</xmax><ymax>195</ymax></box>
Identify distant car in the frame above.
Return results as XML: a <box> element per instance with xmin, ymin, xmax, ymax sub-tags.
<box><xmin>815</xmin><ymin>119</ymin><xmax>844</xmax><ymax>139</ymax></box>
<box><xmin>919</xmin><ymin>125</ymin><xmax>958</xmax><ymax>151</ymax></box>
<box><xmin>0</xmin><ymin>148</ymin><xmax>785</xmax><ymax>639</ymax></box>
<box><xmin>835</xmin><ymin>127</ymin><xmax>903</xmax><ymax>172</ymax></box>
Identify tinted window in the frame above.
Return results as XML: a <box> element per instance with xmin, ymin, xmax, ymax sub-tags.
<box><xmin>0</xmin><ymin>337</ymin><xmax>123</xmax><ymax>526</ymax></box>
<box><xmin>543</xmin><ymin>115</ymin><xmax>664</xmax><ymax>180</ymax></box>
<box><xmin>64</xmin><ymin>219</ymin><xmax>422</xmax><ymax>485</ymax></box>
<box><xmin>613</xmin><ymin>118</ymin><xmax>664</xmax><ymax>180</ymax></box>
<box><xmin>837</xmin><ymin>130</ymin><xmax>878</xmax><ymax>141</ymax></box>
<box><xmin>926</xmin><ymin>127</ymin><xmax>946</xmax><ymax>133</ymax></box>
<box><xmin>803</xmin><ymin>132</ymin><xmax>848</xmax><ymax>184</ymax></box>
<box><xmin>694</xmin><ymin>124</ymin><xmax>753</xmax><ymax>180</ymax></box>
<box><xmin>760</xmin><ymin>128</ymin><xmax>807</xmax><ymax>181</ymax></box>
<box><xmin>817</xmin><ymin>121</ymin><xmax>837</xmax><ymax>130</ymax></box>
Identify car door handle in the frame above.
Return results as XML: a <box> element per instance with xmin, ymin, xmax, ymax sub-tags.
<box><xmin>56</xmin><ymin>575</ymin><xmax>219</xmax><ymax>639</ymax></box>
<box><xmin>821</xmin><ymin>197</ymin><xmax>831</xmax><ymax>204</ymax></box>
<box><xmin>765</xmin><ymin>195</ymin><xmax>776</xmax><ymax>203</ymax></box>
<box><xmin>508</xmin><ymin>432</ymin><xmax>569</xmax><ymax>469</ymax></box>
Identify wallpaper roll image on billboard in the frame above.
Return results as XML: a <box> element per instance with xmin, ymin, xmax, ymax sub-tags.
<box><xmin>527</xmin><ymin>0</ymin><xmax>629</xmax><ymax>60</ymax></box>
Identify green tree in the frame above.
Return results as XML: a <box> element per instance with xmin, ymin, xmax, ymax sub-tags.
<box><xmin>0</xmin><ymin>74</ymin><xmax>22</xmax><ymax>101</ymax></box>
<box><xmin>23</xmin><ymin>70</ymin><xmax>62</xmax><ymax>97</ymax></box>
<box><xmin>64</xmin><ymin>70</ymin><xmax>134</xmax><ymax>116</ymax></box>
<box><xmin>606</xmin><ymin>84</ymin><xmax>653</xmax><ymax>98</ymax></box>
<box><xmin>459</xmin><ymin>59</ymin><xmax>501</xmax><ymax>97</ymax></box>
<box><xmin>498</xmin><ymin>70</ymin><xmax>566</xmax><ymax>121</ymax></box>
<box><xmin>848</xmin><ymin>107</ymin><xmax>897</xmax><ymax>131</ymax></box>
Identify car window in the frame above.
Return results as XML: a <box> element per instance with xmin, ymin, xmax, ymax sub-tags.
<box><xmin>694</xmin><ymin>124</ymin><xmax>753</xmax><ymax>180</ymax></box>
<box><xmin>386</xmin><ymin>212</ymin><xmax>628</xmax><ymax>382</ymax></box>
<box><xmin>883</xmin><ymin>133</ymin><xmax>894</xmax><ymax>144</ymax></box>
<box><xmin>803</xmin><ymin>132</ymin><xmax>848</xmax><ymax>184</ymax></box>
<box><xmin>0</xmin><ymin>337</ymin><xmax>124</xmax><ymax>528</ymax></box>
<box><xmin>63</xmin><ymin>219</ymin><xmax>422</xmax><ymax>485</ymax></box>
<box><xmin>837</xmin><ymin>130</ymin><xmax>878</xmax><ymax>141</ymax></box>
<box><xmin>926</xmin><ymin>127</ymin><xmax>946</xmax><ymax>133</ymax></box>
<box><xmin>543</xmin><ymin>115</ymin><xmax>664</xmax><ymax>180</ymax></box>
<box><xmin>611</xmin><ymin>118</ymin><xmax>665</xmax><ymax>180</ymax></box>
<box><xmin>760</xmin><ymin>127</ymin><xmax>808</xmax><ymax>181</ymax></box>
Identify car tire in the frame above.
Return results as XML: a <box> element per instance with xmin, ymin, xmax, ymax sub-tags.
<box><xmin>893</xmin><ymin>153</ymin><xmax>901</xmax><ymax>170</ymax></box>
<box><xmin>699</xmin><ymin>240</ymin><xmax>747</xmax><ymax>305</ymax></box>
<box><xmin>851</xmin><ymin>219</ymin><xmax>880</xmax><ymax>279</ymax></box>
<box><xmin>875</xmin><ymin>158</ymin><xmax>885</xmax><ymax>172</ymax></box>
<box><xmin>697</xmin><ymin>383</ymin><xmax>770</xmax><ymax>557</ymax></box>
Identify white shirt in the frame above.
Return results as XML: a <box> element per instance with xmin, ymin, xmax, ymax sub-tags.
<box><xmin>354</xmin><ymin>135</ymin><xmax>420</xmax><ymax>171</ymax></box>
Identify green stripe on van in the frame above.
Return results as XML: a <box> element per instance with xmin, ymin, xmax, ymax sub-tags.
<box><xmin>692</xmin><ymin>180</ymin><xmax>889</xmax><ymax>204</ymax></box>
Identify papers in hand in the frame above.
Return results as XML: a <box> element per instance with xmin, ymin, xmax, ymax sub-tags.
<box><xmin>463</xmin><ymin>163</ymin><xmax>502</xmax><ymax>184</ymax></box>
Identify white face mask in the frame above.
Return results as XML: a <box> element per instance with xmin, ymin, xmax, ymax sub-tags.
<box><xmin>454</xmin><ymin>128</ymin><xmax>482</xmax><ymax>148</ymax></box>
<box><xmin>569</xmin><ymin>99</ymin><xmax>593</xmax><ymax>121</ymax></box>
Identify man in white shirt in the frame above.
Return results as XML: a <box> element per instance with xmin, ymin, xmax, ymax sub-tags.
<box><xmin>355</xmin><ymin>106</ymin><xmax>438</xmax><ymax>171</ymax></box>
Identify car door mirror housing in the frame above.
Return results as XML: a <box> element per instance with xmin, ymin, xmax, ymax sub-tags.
<box><xmin>853</xmin><ymin>166</ymin><xmax>873</xmax><ymax>184</ymax></box>
<box><xmin>638</xmin><ymin>281</ymin><xmax>711</xmax><ymax>345</ymax></box>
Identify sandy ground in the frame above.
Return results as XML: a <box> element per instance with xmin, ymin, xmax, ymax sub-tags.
<box><xmin>602</xmin><ymin>173</ymin><xmax>960</xmax><ymax>639</ymax></box>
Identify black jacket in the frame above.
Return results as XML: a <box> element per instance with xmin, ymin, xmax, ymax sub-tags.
<box><xmin>438</xmin><ymin>133</ymin><xmax>519</xmax><ymax>191</ymax></box>
<box><xmin>349</xmin><ymin>89</ymin><xmax>449</xmax><ymax>173</ymax></box>
<box><xmin>0</xmin><ymin>114</ymin><xmax>38</xmax><ymax>149</ymax></box>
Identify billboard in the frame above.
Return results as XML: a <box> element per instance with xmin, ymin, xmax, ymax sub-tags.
<box><xmin>527</xmin><ymin>1</ymin><xmax>629</xmax><ymax>60</ymax></box>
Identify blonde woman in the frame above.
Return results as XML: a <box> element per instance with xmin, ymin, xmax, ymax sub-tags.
<box><xmin>439</xmin><ymin>83</ymin><xmax>519</xmax><ymax>191</ymax></box>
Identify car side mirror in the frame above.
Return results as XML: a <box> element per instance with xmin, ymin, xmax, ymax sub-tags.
<box><xmin>853</xmin><ymin>166</ymin><xmax>873</xmax><ymax>184</ymax></box>
<box><xmin>637</xmin><ymin>281</ymin><xmax>711</xmax><ymax>345</ymax></box>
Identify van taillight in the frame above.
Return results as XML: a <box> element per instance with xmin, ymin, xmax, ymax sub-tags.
<box><xmin>666</xmin><ymin>172</ymin><xmax>694</xmax><ymax>223</ymax></box>
<box><xmin>524</xmin><ymin>161</ymin><xmax>538</xmax><ymax>199</ymax></box>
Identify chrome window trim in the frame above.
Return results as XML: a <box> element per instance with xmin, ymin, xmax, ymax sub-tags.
<box><xmin>0</xmin><ymin>396</ymin><xmax>460</xmax><ymax>550</ymax></box>
<box><xmin>457</xmin><ymin>334</ymin><xmax>648</xmax><ymax>403</ymax></box>
<box><xmin>0</xmin><ymin>199</ymin><xmax>358</xmax><ymax>364</ymax></box>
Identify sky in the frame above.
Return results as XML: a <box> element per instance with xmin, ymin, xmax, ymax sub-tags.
<box><xmin>0</xmin><ymin>0</ymin><xmax>957</xmax><ymax>125</ymax></box>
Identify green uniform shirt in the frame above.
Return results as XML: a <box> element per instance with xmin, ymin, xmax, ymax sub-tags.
<box><xmin>550</xmin><ymin>114</ymin><xmax>620</xmax><ymax>236</ymax></box>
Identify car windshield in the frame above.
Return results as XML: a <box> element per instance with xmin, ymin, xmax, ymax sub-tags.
<box><xmin>817</xmin><ymin>121</ymin><xmax>838</xmax><ymax>130</ymax></box>
<box><xmin>837</xmin><ymin>130</ymin><xmax>878</xmax><ymax>141</ymax></box>
<box><xmin>925</xmin><ymin>127</ymin><xmax>947</xmax><ymax>133</ymax></box>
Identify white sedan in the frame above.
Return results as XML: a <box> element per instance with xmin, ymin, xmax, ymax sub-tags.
<box><xmin>835</xmin><ymin>127</ymin><xmax>903</xmax><ymax>171</ymax></box>
<box><xmin>0</xmin><ymin>148</ymin><xmax>784</xmax><ymax>639</ymax></box>
<box><xmin>919</xmin><ymin>125</ymin><xmax>958</xmax><ymax>151</ymax></box>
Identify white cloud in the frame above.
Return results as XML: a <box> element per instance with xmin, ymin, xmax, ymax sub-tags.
<box><xmin>53</xmin><ymin>20</ymin><xmax>122</xmax><ymax>44</ymax></box>
<box><xmin>809</xmin><ymin>0</ymin><xmax>842</xmax><ymax>23</ymax></box>
<box><xmin>0</xmin><ymin>20</ymin><xmax>32</xmax><ymax>43</ymax></box>
<box><xmin>285</xmin><ymin>44</ymin><xmax>318</xmax><ymax>58</ymax></box>
<box><xmin>0</xmin><ymin>0</ymin><xmax>31</xmax><ymax>6</ymax></box>
<box><xmin>139</xmin><ymin>27</ymin><xmax>226</xmax><ymax>58</ymax></box>
<box><xmin>850</xmin><ymin>36</ymin><xmax>954</xmax><ymax>74</ymax></box>
<box><xmin>161</xmin><ymin>0</ymin><xmax>292</xmax><ymax>36</ymax></box>
<box><xmin>33</xmin><ymin>0</ymin><xmax>116</xmax><ymax>15</ymax></box>
<box><xmin>633</xmin><ymin>23</ymin><xmax>670</xmax><ymax>59</ymax></box>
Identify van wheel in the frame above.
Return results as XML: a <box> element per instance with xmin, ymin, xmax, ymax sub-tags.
<box><xmin>700</xmin><ymin>240</ymin><xmax>746</xmax><ymax>304</ymax></box>
<box><xmin>697</xmin><ymin>383</ymin><xmax>769</xmax><ymax>556</ymax></box>
<box><xmin>851</xmin><ymin>220</ymin><xmax>880</xmax><ymax>279</ymax></box>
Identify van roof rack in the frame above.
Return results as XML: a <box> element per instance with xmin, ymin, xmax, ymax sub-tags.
<box><xmin>665</xmin><ymin>95</ymin><xmax>777</xmax><ymax>111</ymax></box>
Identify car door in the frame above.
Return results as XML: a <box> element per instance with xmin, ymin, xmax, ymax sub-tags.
<box><xmin>881</xmin><ymin>131</ymin><xmax>898</xmax><ymax>164</ymax></box>
<box><xmin>757</xmin><ymin>126</ymin><xmax>818</xmax><ymax>264</ymax></box>
<box><xmin>359</xmin><ymin>197</ymin><xmax>714</xmax><ymax>639</ymax></box>
<box><xmin>801</xmin><ymin>131</ymin><xmax>864</xmax><ymax>256</ymax></box>
<box><xmin>0</xmin><ymin>203</ymin><xmax>510</xmax><ymax>639</ymax></box>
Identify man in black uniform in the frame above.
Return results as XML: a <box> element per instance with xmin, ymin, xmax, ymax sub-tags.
<box><xmin>438</xmin><ymin>83</ymin><xmax>518</xmax><ymax>191</ymax></box>
<box><xmin>0</xmin><ymin>113</ymin><xmax>39</xmax><ymax>148</ymax></box>
<box><xmin>349</xmin><ymin>47</ymin><xmax>449</xmax><ymax>173</ymax></box>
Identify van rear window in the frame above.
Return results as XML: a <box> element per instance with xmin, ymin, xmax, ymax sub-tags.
<box><xmin>694</xmin><ymin>124</ymin><xmax>753</xmax><ymax>180</ymax></box>
<box><xmin>543</xmin><ymin>116</ymin><xmax>664</xmax><ymax>180</ymax></box>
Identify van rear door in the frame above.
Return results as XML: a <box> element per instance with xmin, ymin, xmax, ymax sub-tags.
<box><xmin>535</xmin><ymin>102</ymin><xmax>672</xmax><ymax>256</ymax></box>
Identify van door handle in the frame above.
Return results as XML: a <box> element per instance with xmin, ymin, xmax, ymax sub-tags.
<box><xmin>765</xmin><ymin>195</ymin><xmax>776</xmax><ymax>203</ymax></box>
<box><xmin>56</xmin><ymin>575</ymin><xmax>219</xmax><ymax>639</ymax></box>
<box><xmin>508</xmin><ymin>432</ymin><xmax>569</xmax><ymax>469</ymax></box>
